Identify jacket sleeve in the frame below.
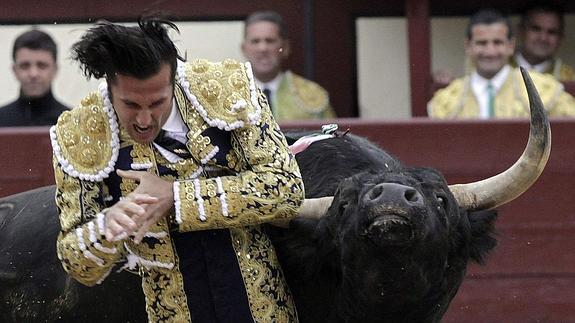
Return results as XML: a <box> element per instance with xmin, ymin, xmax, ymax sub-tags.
<box><xmin>54</xmin><ymin>157</ymin><xmax>126</xmax><ymax>286</ymax></box>
<box><xmin>548</xmin><ymin>89</ymin><xmax>575</xmax><ymax>117</ymax></box>
<box><xmin>171</xmin><ymin>106</ymin><xmax>305</xmax><ymax>232</ymax></box>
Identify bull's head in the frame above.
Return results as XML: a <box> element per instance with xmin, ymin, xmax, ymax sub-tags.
<box><xmin>316</xmin><ymin>165</ymin><xmax>497</xmax><ymax>321</ymax></box>
<box><xmin>299</xmin><ymin>67</ymin><xmax>550</xmax><ymax>225</ymax></box>
<box><xmin>287</xmin><ymin>68</ymin><xmax>550</xmax><ymax>322</ymax></box>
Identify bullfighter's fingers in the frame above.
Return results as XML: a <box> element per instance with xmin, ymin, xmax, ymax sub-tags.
<box><xmin>128</xmin><ymin>194</ymin><xmax>159</xmax><ymax>205</ymax></box>
<box><xmin>133</xmin><ymin>219</ymin><xmax>155</xmax><ymax>244</ymax></box>
<box><xmin>104</xmin><ymin>210</ymin><xmax>138</xmax><ymax>241</ymax></box>
<box><xmin>118</xmin><ymin>197</ymin><xmax>148</xmax><ymax>216</ymax></box>
<box><xmin>117</xmin><ymin>169</ymin><xmax>147</xmax><ymax>182</ymax></box>
<box><xmin>105</xmin><ymin>218</ymin><xmax>127</xmax><ymax>242</ymax></box>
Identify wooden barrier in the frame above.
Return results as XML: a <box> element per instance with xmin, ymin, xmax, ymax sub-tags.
<box><xmin>1</xmin><ymin>118</ymin><xmax>574</xmax><ymax>321</ymax></box>
<box><xmin>0</xmin><ymin>127</ymin><xmax>53</xmax><ymax>197</ymax></box>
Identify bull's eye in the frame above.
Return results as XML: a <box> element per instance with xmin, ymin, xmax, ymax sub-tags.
<box><xmin>339</xmin><ymin>201</ymin><xmax>349</xmax><ymax>213</ymax></box>
<box><xmin>437</xmin><ymin>196</ymin><xmax>447</xmax><ymax>209</ymax></box>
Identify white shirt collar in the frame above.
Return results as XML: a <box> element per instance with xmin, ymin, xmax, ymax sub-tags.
<box><xmin>153</xmin><ymin>98</ymin><xmax>189</xmax><ymax>163</ymax></box>
<box><xmin>470</xmin><ymin>65</ymin><xmax>511</xmax><ymax>119</ymax></box>
<box><xmin>515</xmin><ymin>52</ymin><xmax>552</xmax><ymax>74</ymax></box>
<box><xmin>162</xmin><ymin>98</ymin><xmax>188</xmax><ymax>134</ymax></box>
<box><xmin>255</xmin><ymin>72</ymin><xmax>283</xmax><ymax>93</ymax></box>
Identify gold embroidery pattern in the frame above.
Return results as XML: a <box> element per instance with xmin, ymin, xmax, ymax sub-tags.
<box><xmin>54</xmin><ymin>158</ymin><xmax>124</xmax><ymax>286</ymax></box>
<box><xmin>141</xmin><ymin>269</ymin><xmax>191</xmax><ymax>322</ymax></box>
<box><xmin>231</xmin><ymin>226</ymin><xmax>298</xmax><ymax>323</ymax></box>
<box><xmin>287</xmin><ymin>71</ymin><xmax>330</xmax><ymax>114</ymax></box>
<box><xmin>175</xmin><ymin>84</ymin><xmax>215</xmax><ymax>167</ymax></box>
<box><xmin>176</xmin><ymin>95</ymin><xmax>303</xmax><ymax>231</ymax></box>
<box><xmin>185</xmin><ymin>59</ymin><xmax>258</xmax><ymax>127</ymax></box>
<box><xmin>124</xmin><ymin>143</ymin><xmax>191</xmax><ymax>322</ymax></box>
<box><xmin>55</xmin><ymin>92</ymin><xmax>113</xmax><ymax>176</ymax></box>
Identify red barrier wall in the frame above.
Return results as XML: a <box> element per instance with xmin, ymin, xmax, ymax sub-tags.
<box><xmin>1</xmin><ymin>119</ymin><xmax>574</xmax><ymax>322</ymax></box>
<box><xmin>0</xmin><ymin>127</ymin><xmax>54</xmax><ymax>197</ymax></box>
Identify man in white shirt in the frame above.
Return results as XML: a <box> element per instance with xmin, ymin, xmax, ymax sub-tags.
<box><xmin>513</xmin><ymin>3</ymin><xmax>575</xmax><ymax>82</ymax></box>
<box><xmin>428</xmin><ymin>9</ymin><xmax>575</xmax><ymax>119</ymax></box>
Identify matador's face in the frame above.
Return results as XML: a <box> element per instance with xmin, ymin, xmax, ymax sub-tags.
<box><xmin>109</xmin><ymin>63</ymin><xmax>174</xmax><ymax>145</ymax></box>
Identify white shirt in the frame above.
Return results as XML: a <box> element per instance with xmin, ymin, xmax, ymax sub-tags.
<box><xmin>515</xmin><ymin>52</ymin><xmax>552</xmax><ymax>74</ymax></box>
<box><xmin>470</xmin><ymin>65</ymin><xmax>510</xmax><ymax>119</ymax></box>
<box><xmin>153</xmin><ymin>98</ymin><xmax>189</xmax><ymax>163</ymax></box>
<box><xmin>255</xmin><ymin>72</ymin><xmax>283</xmax><ymax>95</ymax></box>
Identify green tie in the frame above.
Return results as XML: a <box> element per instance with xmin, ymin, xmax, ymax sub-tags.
<box><xmin>487</xmin><ymin>82</ymin><xmax>495</xmax><ymax>117</ymax></box>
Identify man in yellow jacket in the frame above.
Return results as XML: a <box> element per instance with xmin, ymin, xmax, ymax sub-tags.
<box><xmin>242</xmin><ymin>10</ymin><xmax>336</xmax><ymax>121</ymax></box>
<box><xmin>429</xmin><ymin>9</ymin><xmax>575</xmax><ymax>119</ymax></box>
<box><xmin>512</xmin><ymin>4</ymin><xmax>575</xmax><ymax>82</ymax></box>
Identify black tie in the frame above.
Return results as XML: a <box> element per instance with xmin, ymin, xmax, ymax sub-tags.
<box><xmin>154</xmin><ymin>130</ymin><xmax>192</xmax><ymax>159</ymax></box>
<box><xmin>263</xmin><ymin>88</ymin><xmax>273</xmax><ymax>111</ymax></box>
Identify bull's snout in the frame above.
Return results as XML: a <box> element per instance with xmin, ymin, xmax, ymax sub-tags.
<box><xmin>364</xmin><ymin>183</ymin><xmax>424</xmax><ymax>208</ymax></box>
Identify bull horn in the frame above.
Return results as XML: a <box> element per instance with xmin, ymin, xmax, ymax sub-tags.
<box><xmin>298</xmin><ymin>196</ymin><xmax>334</xmax><ymax>219</ymax></box>
<box><xmin>448</xmin><ymin>67</ymin><xmax>551</xmax><ymax>210</ymax></box>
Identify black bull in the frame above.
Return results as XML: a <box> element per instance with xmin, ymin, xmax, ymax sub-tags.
<box><xmin>0</xmin><ymin>69</ymin><xmax>550</xmax><ymax>322</ymax></box>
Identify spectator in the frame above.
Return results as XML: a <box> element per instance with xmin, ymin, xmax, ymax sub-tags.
<box><xmin>0</xmin><ymin>29</ymin><xmax>68</xmax><ymax>127</ymax></box>
<box><xmin>428</xmin><ymin>9</ymin><xmax>575</xmax><ymax>119</ymax></box>
<box><xmin>513</xmin><ymin>3</ymin><xmax>575</xmax><ymax>81</ymax></box>
<box><xmin>242</xmin><ymin>10</ymin><xmax>336</xmax><ymax>121</ymax></box>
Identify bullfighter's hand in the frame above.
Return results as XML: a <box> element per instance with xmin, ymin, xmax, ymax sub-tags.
<box><xmin>104</xmin><ymin>193</ymin><xmax>159</xmax><ymax>242</ymax></box>
<box><xmin>117</xmin><ymin>169</ymin><xmax>174</xmax><ymax>244</ymax></box>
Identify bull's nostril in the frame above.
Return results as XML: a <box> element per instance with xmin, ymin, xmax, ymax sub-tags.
<box><xmin>369</xmin><ymin>184</ymin><xmax>384</xmax><ymax>201</ymax></box>
<box><xmin>404</xmin><ymin>189</ymin><xmax>419</xmax><ymax>203</ymax></box>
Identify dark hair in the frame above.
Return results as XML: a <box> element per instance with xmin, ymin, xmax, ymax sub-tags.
<box><xmin>13</xmin><ymin>29</ymin><xmax>58</xmax><ymax>62</ymax></box>
<box><xmin>244</xmin><ymin>10</ymin><xmax>288</xmax><ymax>39</ymax></box>
<box><xmin>520</xmin><ymin>3</ymin><xmax>564</xmax><ymax>36</ymax></box>
<box><xmin>466</xmin><ymin>9</ymin><xmax>513</xmax><ymax>40</ymax></box>
<box><xmin>71</xmin><ymin>17</ymin><xmax>183</xmax><ymax>84</ymax></box>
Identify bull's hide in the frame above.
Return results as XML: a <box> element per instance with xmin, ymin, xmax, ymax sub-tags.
<box><xmin>0</xmin><ymin>133</ymin><xmax>497</xmax><ymax>323</ymax></box>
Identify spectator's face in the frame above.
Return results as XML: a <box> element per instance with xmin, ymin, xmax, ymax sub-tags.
<box><xmin>242</xmin><ymin>21</ymin><xmax>289</xmax><ymax>82</ymax></box>
<box><xmin>465</xmin><ymin>23</ymin><xmax>515</xmax><ymax>79</ymax></box>
<box><xmin>12</xmin><ymin>48</ymin><xmax>57</xmax><ymax>98</ymax></box>
<box><xmin>110</xmin><ymin>63</ymin><xmax>174</xmax><ymax>145</ymax></box>
<box><xmin>521</xmin><ymin>12</ymin><xmax>562</xmax><ymax>62</ymax></box>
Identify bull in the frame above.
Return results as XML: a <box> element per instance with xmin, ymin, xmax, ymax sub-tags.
<box><xmin>0</xmin><ymin>68</ymin><xmax>549</xmax><ymax>322</ymax></box>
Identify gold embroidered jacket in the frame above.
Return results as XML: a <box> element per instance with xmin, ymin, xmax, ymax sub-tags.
<box><xmin>428</xmin><ymin>67</ymin><xmax>575</xmax><ymax>119</ymax></box>
<box><xmin>272</xmin><ymin>71</ymin><xmax>336</xmax><ymax>121</ymax></box>
<box><xmin>51</xmin><ymin>59</ymin><xmax>304</xmax><ymax>322</ymax></box>
<box><xmin>511</xmin><ymin>56</ymin><xmax>575</xmax><ymax>82</ymax></box>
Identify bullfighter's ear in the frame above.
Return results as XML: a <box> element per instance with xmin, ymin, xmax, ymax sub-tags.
<box><xmin>467</xmin><ymin>210</ymin><xmax>498</xmax><ymax>264</ymax></box>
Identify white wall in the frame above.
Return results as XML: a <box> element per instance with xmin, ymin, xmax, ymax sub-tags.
<box><xmin>0</xmin><ymin>21</ymin><xmax>244</xmax><ymax>108</ymax></box>
<box><xmin>356</xmin><ymin>18</ymin><xmax>411</xmax><ymax>120</ymax></box>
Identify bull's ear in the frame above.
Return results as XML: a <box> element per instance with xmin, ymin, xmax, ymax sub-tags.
<box><xmin>467</xmin><ymin>210</ymin><xmax>498</xmax><ymax>264</ymax></box>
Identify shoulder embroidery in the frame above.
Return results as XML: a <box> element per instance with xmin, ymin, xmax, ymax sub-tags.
<box><xmin>176</xmin><ymin>59</ymin><xmax>261</xmax><ymax>131</ymax></box>
<box><xmin>287</xmin><ymin>71</ymin><xmax>329</xmax><ymax>113</ymax></box>
<box><xmin>51</xmin><ymin>82</ymin><xmax>119</xmax><ymax>181</ymax></box>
